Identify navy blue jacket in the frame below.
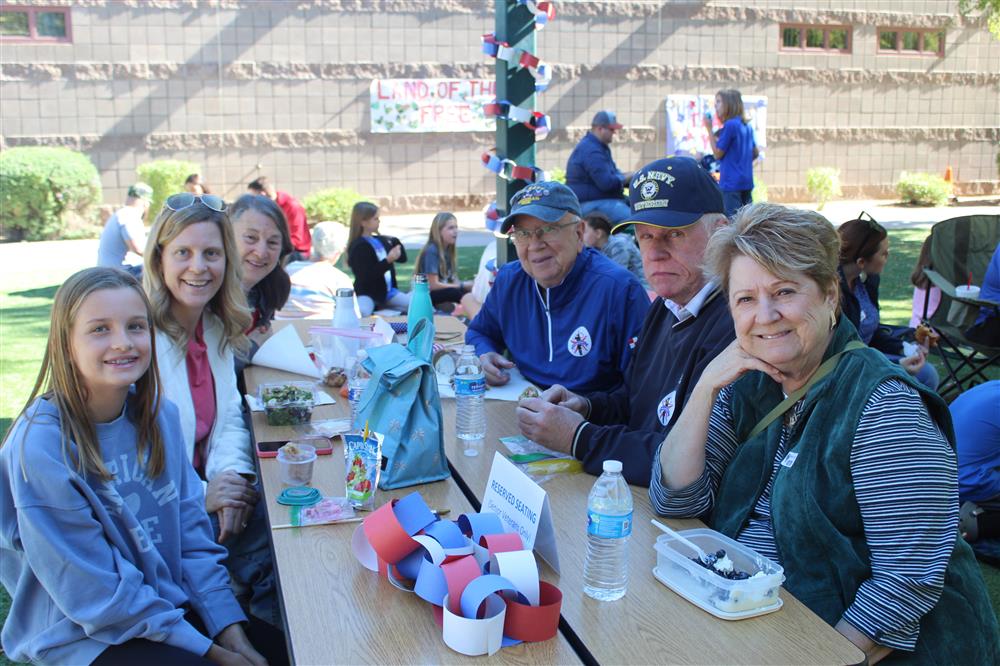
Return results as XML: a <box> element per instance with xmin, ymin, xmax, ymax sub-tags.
<box><xmin>565</xmin><ymin>132</ymin><xmax>626</xmax><ymax>203</ymax></box>
<box><xmin>466</xmin><ymin>248</ymin><xmax>649</xmax><ymax>393</ymax></box>
<box><xmin>576</xmin><ymin>290</ymin><xmax>734</xmax><ymax>486</ymax></box>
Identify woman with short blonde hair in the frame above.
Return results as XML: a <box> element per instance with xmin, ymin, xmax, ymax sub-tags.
<box><xmin>652</xmin><ymin>202</ymin><xmax>998</xmax><ymax>664</ymax></box>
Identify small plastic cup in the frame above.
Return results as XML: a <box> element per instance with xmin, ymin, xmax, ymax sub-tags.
<box><xmin>277</xmin><ymin>443</ymin><xmax>317</xmax><ymax>486</ymax></box>
<box><xmin>948</xmin><ymin>284</ymin><xmax>981</xmax><ymax>326</ymax></box>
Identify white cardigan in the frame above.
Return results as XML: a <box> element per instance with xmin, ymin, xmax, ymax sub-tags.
<box><xmin>155</xmin><ymin>312</ymin><xmax>256</xmax><ymax>484</ymax></box>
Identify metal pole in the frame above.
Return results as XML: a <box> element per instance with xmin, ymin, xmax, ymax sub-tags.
<box><xmin>495</xmin><ymin>0</ymin><xmax>536</xmax><ymax>266</ymax></box>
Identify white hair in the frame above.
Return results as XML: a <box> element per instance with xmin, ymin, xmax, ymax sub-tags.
<box><xmin>311</xmin><ymin>222</ymin><xmax>348</xmax><ymax>260</ymax></box>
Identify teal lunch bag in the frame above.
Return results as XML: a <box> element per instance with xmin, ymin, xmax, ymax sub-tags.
<box><xmin>357</xmin><ymin>318</ymin><xmax>450</xmax><ymax>489</ymax></box>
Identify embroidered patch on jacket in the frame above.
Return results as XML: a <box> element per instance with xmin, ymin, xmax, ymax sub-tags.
<box><xmin>657</xmin><ymin>390</ymin><xmax>677</xmax><ymax>426</ymax></box>
<box><xmin>628</xmin><ymin>335</ymin><xmax>638</xmax><ymax>350</ymax></box>
<box><xmin>567</xmin><ymin>326</ymin><xmax>592</xmax><ymax>357</ymax></box>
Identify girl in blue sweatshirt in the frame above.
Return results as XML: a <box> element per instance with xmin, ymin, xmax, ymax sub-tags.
<box><xmin>0</xmin><ymin>267</ymin><xmax>265</xmax><ymax>665</ymax></box>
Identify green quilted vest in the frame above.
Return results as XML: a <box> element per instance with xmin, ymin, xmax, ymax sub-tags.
<box><xmin>711</xmin><ymin>316</ymin><xmax>1000</xmax><ymax>664</ymax></box>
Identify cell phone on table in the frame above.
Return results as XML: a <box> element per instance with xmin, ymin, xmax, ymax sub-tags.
<box><xmin>256</xmin><ymin>439</ymin><xmax>333</xmax><ymax>458</ymax></box>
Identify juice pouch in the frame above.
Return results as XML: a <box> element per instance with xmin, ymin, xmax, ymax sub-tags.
<box><xmin>343</xmin><ymin>431</ymin><xmax>383</xmax><ymax>510</ymax></box>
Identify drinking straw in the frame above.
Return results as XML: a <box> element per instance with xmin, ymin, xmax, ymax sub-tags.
<box><xmin>968</xmin><ymin>271</ymin><xmax>973</xmax><ymax>289</ymax></box>
<box><xmin>362</xmin><ymin>420</ymin><xmax>370</xmax><ymax>441</ymax></box>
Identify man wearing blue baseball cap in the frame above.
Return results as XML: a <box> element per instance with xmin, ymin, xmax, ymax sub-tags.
<box><xmin>517</xmin><ymin>157</ymin><xmax>735</xmax><ymax>486</ymax></box>
<box><xmin>565</xmin><ymin>110</ymin><xmax>633</xmax><ymax>224</ymax></box>
<box><xmin>465</xmin><ymin>181</ymin><xmax>650</xmax><ymax>394</ymax></box>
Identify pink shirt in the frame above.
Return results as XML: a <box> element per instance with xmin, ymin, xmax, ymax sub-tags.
<box><xmin>186</xmin><ymin>317</ymin><xmax>217</xmax><ymax>477</ymax></box>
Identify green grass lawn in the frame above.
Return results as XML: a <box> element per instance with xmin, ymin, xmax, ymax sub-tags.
<box><xmin>0</xmin><ymin>236</ymin><xmax>997</xmax><ymax>663</ymax></box>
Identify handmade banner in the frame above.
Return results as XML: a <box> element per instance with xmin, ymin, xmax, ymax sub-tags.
<box><xmin>370</xmin><ymin>79</ymin><xmax>497</xmax><ymax>133</ymax></box>
<box><xmin>665</xmin><ymin>94</ymin><xmax>768</xmax><ymax>158</ymax></box>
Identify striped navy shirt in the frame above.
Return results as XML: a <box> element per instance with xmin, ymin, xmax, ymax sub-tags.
<box><xmin>649</xmin><ymin>378</ymin><xmax>957</xmax><ymax>651</ymax></box>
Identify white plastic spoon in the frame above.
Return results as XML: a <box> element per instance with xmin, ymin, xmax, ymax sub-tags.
<box><xmin>651</xmin><ymin>519</ymin><xmax>711</xmax><ymax>564</ymax></box>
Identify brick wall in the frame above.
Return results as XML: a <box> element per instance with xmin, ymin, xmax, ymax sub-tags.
<box><xmin>1</xmin><ymin>0</ymin><xmax>997</xmax><ymax>211</ymax></box>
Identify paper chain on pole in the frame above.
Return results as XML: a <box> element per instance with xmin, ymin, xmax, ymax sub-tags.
<box><xmin>352</xmin><ymin>492</ymin><xmax>562</xmax><ymax>657</ymax></box>
<box><xmin>483</xmin><ymin>100</ymin><xmax>550</xmax><ymax>140</ymax></box>
<box><xmin>519</xmin><ymin>0</ymin><xmax>556</xmax><ymax>30</ymax></box>
<box><xmin>481</xmin><ymin>34</ymin><xmax>553</xmax><ymax>92</ymax></box>
<box><xmin>481</xmin><ymin>150</ymin><xmax>547</xmax><ymax>183</ymax></box>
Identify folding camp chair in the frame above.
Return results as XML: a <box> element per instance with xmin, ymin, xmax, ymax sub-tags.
<box><xmin>920</xmin><ymin>214</ymin><xmax>1000</xmax><ymax>399</ymax></box>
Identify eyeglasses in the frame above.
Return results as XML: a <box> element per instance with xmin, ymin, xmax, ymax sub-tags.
<box><xmin>856</xmin><ymin>211</ymin><xmax>885</xmax><ymax>235</ymax></box>
<box><xmin>164</xmin><ymin>192</ymin><xmax>227</xmax><ymax>213</ymax></box>
<box><xmin>507</xmin><ymin>220</ymin><xmax>578</xmax><ymax>246</ymax></box>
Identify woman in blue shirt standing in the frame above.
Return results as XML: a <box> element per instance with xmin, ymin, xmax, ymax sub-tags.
<box><xmin>704</xmin><ymin>89</ymin><xmax>758</xmax><ymax>217</ymax></box>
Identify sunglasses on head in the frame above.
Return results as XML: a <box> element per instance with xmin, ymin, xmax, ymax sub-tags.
<box><xmin>164</xmin><ymin>192</ymin><xmax>227</xmax><ymax>213</ymax></box>
<box><xmin>855</xmin><ymin>211</ymin><xmax>885</xmax><ymax>234</ymax></box>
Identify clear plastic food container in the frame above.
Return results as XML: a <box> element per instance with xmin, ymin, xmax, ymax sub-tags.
<box><xmin>653</xmin><ymin>528</ymin><xmax>784</xmax><ymax>618</ymax></box>
<box><xmin>277</xmin><ymin>442</ymin><xmax>317</xmax><ymax>485</ymax></box>
<box><xmin>259</xmin><ymin>382</ymin><xmax>316</xmax><ymax>426</ymax></box>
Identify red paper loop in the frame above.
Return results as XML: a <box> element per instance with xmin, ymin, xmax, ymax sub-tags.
<box><xmin>518</xmin><ymin>51</ymin><xmax>540</xmax><ymax>68</ymax></box>
<box><xmin>510</xmin><ymin>165</ymin><xmax>536</xmax><ymax>181</ymax></box>
<box><xmin>502</xmin><ymin>581</ymin><xmax>562</xmax><ymax>642</ymax></box>
<box><xmin>440</xmin><ymin>555</ymin><xmax>484</xmax><ymax>616</ymax></box>
<box><xmin>479</xmin><ymin>533</ymin><xmax>523</xmax><ymax>557</ymax></box>
<box><xmin>363</xmin><ymin>500</ymin><xmax>420</xmax><ymax>565</ymax></box>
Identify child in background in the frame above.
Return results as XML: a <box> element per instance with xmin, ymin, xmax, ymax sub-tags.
<box><xmin>414</xmin><ymin>212</ymin><xmax>472</xmax><ymax>312</ymax></box>
<box><xmin>0</xmin><ymin>267</ymin><xmax>264</xmax><ymax>665</ymax></box>
<box><xmin>582</xmin><ymin>211</ymin><xmax>648</xmax><ymax>288</ymax></box>
<box><xmin>909</xmin><ymin>234</ymin><xmax>942</xmax><ymax>327</ymax></box>
<box><xmin>346</xmin><ymin>201</ymin><xmax>410</xmax><ymax>315</ymax></box>
<box><xmin>704</xmin><ymin>89</ymin><xmax>758</xmax><ymax>217</ymax></box>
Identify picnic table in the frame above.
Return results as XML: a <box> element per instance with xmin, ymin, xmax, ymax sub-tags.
<box><xmin>243</xmin><ymin>320</ymin><xmax>865</xmax><ymax>665</ymax></box>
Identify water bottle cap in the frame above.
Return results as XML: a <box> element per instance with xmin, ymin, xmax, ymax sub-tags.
<box><xmin>461</xmin><ymin>344</ymin><xmax>475</xmax><ymax>354</ymax></box>
<box><xmin>602</xmin><ymin>460</ymin><xmax>623</xmax><ymax>474</ymax></box>
<box><xmin>336</xmin><ymin>288</ymin><xmax>354</xmax><ymax>298</ymax></box>
<box><xmin>414</xmin><ymin>273</ymin><xmax>428</xmax><ymax>284</ymax></box>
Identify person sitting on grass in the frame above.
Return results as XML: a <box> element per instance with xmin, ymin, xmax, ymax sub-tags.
<box><xmin>414</xmin><ymin>212</ymin><xmax>473</xmax><ymax>312</ymax></box>
<box><xmin>346</xmin><ymin>201</ymin><xmax>410</xmax><ymax>316</ymax></box>
<box><xmin>277</xmin><ymin>221</ymin><xmax>355</xmax><ymax>319</ymax></box>
<box><xmin>0</xmin><ymin>267</ymin><xmax>266</xmax><ymax>665</ymax></box>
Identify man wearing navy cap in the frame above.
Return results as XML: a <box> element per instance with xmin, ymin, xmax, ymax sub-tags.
<box><xmin>465</xmin><ymin>181</ymin><xmax>650</xmax><ymax>394</ymax></box>
<box><xmin>517</xmin><ymin>157</ymin><xmax>735</xmax><ymax>486</ymax></box>
<box><xmin>565</xmin><ymin>110</ymin><xmax>632</xmax><ymax>224</ymax></box>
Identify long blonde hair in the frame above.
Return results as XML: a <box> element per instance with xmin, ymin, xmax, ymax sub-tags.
<box><xmin>716</xmin><ymin>89</ymin><xmax>749</xmax><ymax>123</ymax></box>
<box><xmin>2</xmin><ymin>268</ymin><xmax>165</xmax><ymax>480</ymax></box>
<box><xmin>143</xmin><ymin>198</ymin><xmax>251</xmax><ymax>354</ymax></box>
<box><xmin>414</xmin><ymin>212</ymin><xmax>458</xmax><ymax>280</ymax></box>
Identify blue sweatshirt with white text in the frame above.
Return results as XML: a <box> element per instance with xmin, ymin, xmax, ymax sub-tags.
<box><xmin>0</xmin><ymin>395</ymin><xmax>245</xmax><ymax>664</ymax></box>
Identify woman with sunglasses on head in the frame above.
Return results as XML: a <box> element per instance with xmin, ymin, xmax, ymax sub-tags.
<box><xmin>838</xmin><ymin>214</ymin><xmax>939</xmax><ymax>390</ymax></box>
<box><xmin>143</xmin><ymin>193</ymin><xmax>285</xmax><ymax>661</ymax></box>
<box><xmin>346</xmin><ymin>201</ymin><xmax>410</xmax><ymax>316</ymax></box>
<box><xmin>228</xmin><ymin>195</ymin><xmax>293</xmax><ymax>365</ymax></box>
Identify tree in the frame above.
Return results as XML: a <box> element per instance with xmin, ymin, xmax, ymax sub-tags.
<box><xmin>959</xmin><ymin>0</ymin><xmax>1000</xmax><ymax>40</ymax></box>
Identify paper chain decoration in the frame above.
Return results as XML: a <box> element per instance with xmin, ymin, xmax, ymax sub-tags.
<box><xmin>483</xmin><ymin>100</ymin><xmax>551</xmax><ymax>140</ymax></box>
<box><xmin>520</xmin><ymin>0</ymin><xmax>556</xmax><ymax>29</ymax></box>
<box><xmin>481</xmin><ymin>151</ymin><xmax>547</xmax><ymax>183</ymax></box>
<box><xmin>481</xmin><ymin>34</ymin><xmax>553</xmax><ymax>93</ymax></box>
<box><xmin>352</xmin><ymin>492</ymin><xmax>562</xmax><ymax>657</ymax></box>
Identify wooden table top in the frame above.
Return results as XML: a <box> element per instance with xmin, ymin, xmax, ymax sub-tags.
<box><xmin>244</xmin><ymin>364</ymin><xmax>580</xmax><ymax>665</ymax></box>
<box><xmin>442</xmin><ymin>400</ymin><xmax>866</xmax><ymax>666</ymax></box>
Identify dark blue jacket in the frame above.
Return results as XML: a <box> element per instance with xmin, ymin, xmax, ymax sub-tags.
<box><xmin>565</xmin><ymin>132</ymin><xmax>626</xmax><ymax>203</ymax></box>
<box><xmin>466</xmin><ymin>248</ymin><xmax>649</xmax><ymax>393</ymax></box>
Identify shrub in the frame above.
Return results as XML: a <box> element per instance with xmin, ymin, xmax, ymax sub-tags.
<box><xmin>0</xmin><ymin>147</ymin><xmax>102</xmax><ymax>241</ymax></box>
<box><xmin>136</xmin><ymin>159</ymin><xmax>199</xmax><ymax>219</ymax></box>
<box><xmin>805</xmin><ymin>167</ymin><xmax>842</xmax><ymax>211</ymax></box>
<box><xmin>547</xmin><ymin>167</ymin><xmax>566</xmax><ymax>184</ymax></box>
<box><xmin>751</xmin><ymin>179</ymin><xmax>768</xmax><ymax>203</ymax></box>
<box><xmin>303</xmin><ymin>187</ymin><xmax>364</xmax><ymax>226</ymax></box>
<box><xmin>896</xmin><ymin>171</ymin><xmax>952</xmax><ymax>206</ymax></box>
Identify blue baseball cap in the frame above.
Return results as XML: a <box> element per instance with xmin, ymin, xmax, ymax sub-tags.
<box><xmin>616</xmin><ymin>156</ymin><xmax>724</xmax><ymax>231</ymax></box>
<box><xmin>591</xmin><ymin>110</ymin><xmax>623</xmax><ymax>130</ymax></box>
<box><xmin>499</xmin><ymin>181</ymin><xmax>582</xmax><ymax>233</ymax></box>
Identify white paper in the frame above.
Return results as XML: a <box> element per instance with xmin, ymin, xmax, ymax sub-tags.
<box><xmin>370</xmin><ymin>316</ymin><xmax>396</xmax><ymax>345</ymax></box>
<box><xmin>244</xmin><ymin>390</ymin><xmax>335</xmax><ymax>412</ymax></box>
<box><xmin>481</xmin><ymin>452</ymin><xmax>560</xmax><ymax>573</ymax></box>
<box><xmin>442</xmin><ymin>593</ymin><xmax>506</xmax><ymax>656</ymax></box>
<box><xmin>491</xmin><ymin>550</ymin><xmax>540</xmax><ymax>606</ymax></box>
<box><xmin>437</xmin><ymin>366</ymin><xmax>539</xmax><ymax>402</ymax></box>
<box><xmin>252</xmin><ymin>325</ymin><xmax>320</xmax><ymax>378</ymax></box>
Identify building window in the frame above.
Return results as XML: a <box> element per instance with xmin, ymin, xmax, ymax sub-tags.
<box><xmin>780</xmin><ymin>24</ymin><xmax>851</xmax><ymax>53</ymax></box>
<box><xmin>0</xmin><ymin>6</ymin><xmax>71</xmax><ymax>42</ymax></box>
<box><xmin>877</xmin><ymin>28</ymin><xmax>944</xmax><ymax>56</ymax></box>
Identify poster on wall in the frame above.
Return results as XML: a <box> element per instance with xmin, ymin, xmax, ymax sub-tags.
<box><xmin>665</xmin><ymin>94</ymin><xmax>767</xmax><ymax>157</ymax></box>
<box><xmin>370</xmin><ymin>79</ymin><xmax>497</xmax><ymax>133</ymax></box>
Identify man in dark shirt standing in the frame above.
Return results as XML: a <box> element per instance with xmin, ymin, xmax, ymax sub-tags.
<box><xmin>565</xmin><ymin>110</ymin><xmax>631</xmax><ymax>224</ymax></box>
<box><xmin>247</xmin><ymin>176</ymin><xmax>311</xmax><ymax>261</ymax></box>
<box><xmin>517</xmin><ymin>157</ymin><xmax>735</xmax><ymax>486</ymax></box>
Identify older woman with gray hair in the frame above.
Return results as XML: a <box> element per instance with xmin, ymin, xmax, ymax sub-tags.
<box><xmin>649</xmin><ymin>203</ymin><xmax>998</xmax><ymax>664</ymax></box>
<box><xmin>277</xmin><ymin>221</ymin><xmax>355</xmax><ymax>319</ymax></box>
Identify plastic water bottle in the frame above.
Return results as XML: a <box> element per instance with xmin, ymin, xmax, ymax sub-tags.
<box><xmin>347</xmin><ymin>349</ymin><xmax>370</xmax><ymax>432</ymax></box>
<box><xmin>583</xmin><ymin>460</ymin><xmax>633</xmax><ymax>601</ymax></box>
<box><xmin>454</xmin><ymin>345</ymin><xmax>486</xmax><ymax>456</ymax></box>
